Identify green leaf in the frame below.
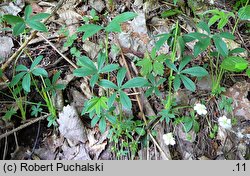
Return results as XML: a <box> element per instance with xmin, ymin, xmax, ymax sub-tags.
<box><xmin>89</xmin><ymin>74</ymin><xmax>99</xmax><ymax>88</ymax></box>
<box><xmin>86</xmin><ymin>97</ymin><xmax>108</xmax><ymax>116</ymax></box>
<box><xmin>105</xmin><ymin>12</ymin><xmax>137</xmax><ymax>32</ymax></box>
<box><xmin>221</xmin><ymin>56</ymin><xmax>248</xmax><ymax>72</ymax></box>
<box><xmin>100</xmin><ymin>64</ymin><xmax>119</xmax><ymax>73</ymax></box>
<box><xmin>181</xmin><ymin>66</ymin><xmax>208</xmax><ymax>77</ymax></box>
<box><xmin>26</xmin><ymin>20</ymin><xmax>48</xmax><ymax>32</ymax></box>
<box><xmin>217</xmin><ymin>16</ymin><xmax>228</xmax><ymax>29</ymax></box>
<box><xmin>137</xmin><ymin>58</ymin><xmax>152</xmax><ymax>76</ymax></box>
<box><xmin>97</xmin><ymin>52</ymin><xmax>106</xmax><ymax>70</ymax></box>
<box><xmin>32</xmin><ymin>68</ymin><xmax>48</xmax><ymax>77</ymax></box>
<box><xmin>76</xmin><ymin>56</ymin><xmax>97</xmax><ymax>70</ymax></box>
<box><xmin>119</xmin><ymin>91</ymin><xmax>132</xmax><ymax>110</ymax></box>
<box><xmin>117</xmin><ymin>68</ymin><xmax>127</xmax><ymax>87</ymax></box>
<box><xmin>31</xmin><ymin>55</ymin><xmax>43</xmax><ymax>70</ymax></box>
<box><xmin>219</xmin><ymin>32</ymin><xmax>235</xmax><ymax>40</ymax></box>
<box><xmin>77</xmin><ymin>24</ymin><xmax>103</xmax><ymax>41</ymax></box>
<box><xmin>173</xmin><ymin>74</ymin><xmax>181</xmax><ymax>91</ymax></box>
<box><xmin>0</xmin><ymin>69</ymin><xmax>2</xmax><ymax>77</ymax></box>
<box><xmin>30</xmin><ymin>13</ymin><xmax>50</xmax><ymax>21</ymax></box>
<box><xmin>183</xmin><ymin>32</ymin><xmax>209</xmax><ymax>42</ymax></box>
<box><xmin>193</xmin><ymin>120</ymin><xmax>200</xmax><ymax>133</ymax></box>
<box><xmin>3</xmin><ymin>108</ymin><xmax>17</xmax><ymax>121</ymax></box>
<box><xmin>91</xmin><ymin>116</ymin><xmax>101</xmax><ymax>127</ymax></box>
<box><xmin>108</xmin><ymin>92</ymin><xmax>117</xmax><ymax>107</ymax></box>
<box><xmin>99</xmin><ymin>79</ymin><xmax>118</xmax><ymax>89</ymax></box>
<box><xmin>155</xmin><ymin>34</ymin><xmax>171</xmax><ymax>50</ymax></box>
<box><xmin>193</xmin><ymin>38</ymin><xmax>211</xmax><ymax>57</ymax></box>
<box><xmin>197</xmin><ymin>21</ymin><xmax>210</xmax><ymax>34</ymax></box>
<box><xmin>165</xmin><ymin>59</ymin><xmax>177</xmax><ymax>72</ymax></box>
<box><xmin>153</xmin><ymin>61</ymin><xmax>164</xmax><ymax>76</ymax></box>
<box><xmin>99</xmin><ymin>117</ymin><xmax>106</xmax><ymax>133</ymax></box>
<box><xmin>122</xmin><ymin>77</ymin><xmax>147</xmax><ymax>89</ymax></box>
<box><xmin>213</xmin><ymin>35</ymin><xmax>228</xmax><ymax>57</ymax></box>
<box><xmin>183</xmin><ymin>117</ymin><xmax>193</xmax><ymax>133</ymax></box>
<box><xmin>73</xmin><ymin>67</ymin><xmax>97</xmax><ymax>77</ymax></box>
<box><xmin>246</xmin><ymin>68</ymin><xmax>250</xmax><ymax>78</ymax></box>
<box><xmin>13</xmin><ymin>22</ymin><xmax>26</xmax><ymax>36</ymax></box>
<box><xmin>178</xmin><ymin>56</ymin><xmax>192</xmax><ymax>71</ymax></box>
<box><xmin>208</xmin><ymin>15</ymin><xmax>220</xmax><ymax>26</ymax></box>
<box><xmin>24</xmin><ymin>5</ymin><xmax>32</xmax><ymax>20</ymax></box>
<box><xmin>238</xmin><ymin>5</ymin><xmax>250</xmax><ymax>20</ymax></box>
<box><xmin>180</xmin><ymin>75</ymin><xmax>196</xmax><ymax>92</ymax></box>
<box><xmin>52</xmin><ymin>72</ymin><xmax>61</xmax><ymax>84</ymax></box>
<box><xmin>22</xmin><ymin>73</ymin><xmax>31</xmax><ymax>92</ymax></box>
<box><xmin>3</xmin><ymin>15</ymin><xmax>24</xmax><ymax>25</ymax></box>
<box><xmin>161</xmin><ymin>9</ymin><xmax>181</xmax><ymax>18</ymax></box>
<box><xmin>229</xmin><ymin>48</ymin><xmax>246</xmax><ymax>55</ymax></box>
<box><xmin>9</xmin><ymin>72</ymin><xmax>26</xmax><ymax>87</ymax></box>
<box><xmin>16</xmin><ymin>65</ymin><xmax>28</xmax><ymax>72</ymax></box>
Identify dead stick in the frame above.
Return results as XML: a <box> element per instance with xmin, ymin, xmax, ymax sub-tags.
<box><xmin>0</xmin><ymin>114</ymin><xmax>49</xmax><ymax>140</ymax></box>
<box><xmin>116</xmin><ymin>39</ymin><xmax>170</xmax><ymax>160</ymax></box>
<box><xmin>37</xmin><ymin>33</ymin><xmax>78</xmax><ymax>69</ymax></box>
<box><xmin>1</xmin><ymin>0</ymin><xmax>65</xmax><ymax>72</ymax></box>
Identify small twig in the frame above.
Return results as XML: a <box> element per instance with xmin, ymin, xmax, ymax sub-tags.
<box><xmin>29</xmin><ymin>120</ymin><xmax>41</xmax><ymax>159</ymax></box>
<box><xmin>1</xmin><ymin>0</ymin><xmax>65</xmax><ymax>72</ymax></box>
<box><xmin>0</xmin><ymin>114</ymin><xmax>49</xmax><ymax>140</ymax></box>
<box><xmin>37</xmin><ymin>33</ymin><xmax>77</xmax><ymax>69</ymax></box>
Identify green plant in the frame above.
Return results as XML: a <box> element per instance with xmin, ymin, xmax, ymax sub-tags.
<box><xmin>3</xmin><ymin>5</ymin><xmax>49</xmax><ymax>36</ymax></box>
<box><xmin>183</xmin><ymin>21</ymin><xmax>249</xmax><ymax>95</ymax></box>
<box><xmin>73</xmin><ymin>52</ymin><xmax>119</xmax><ymax>87</ymax></box>
<box><xmin>109</xmin><ymin>117</ymin><xmax>145</xmax><ymax>159</ymax></box>
<box><xmin>31</xmin><ymin>102</ymin><xmax>43</xmax><ymax>117</ymax></box>
<box><xmin>203</xmin><ymin>9</ymin><xmax>234</xmax><ymax>29</ymax></box>
<box><xmin>10</xmin><ymin>55</ymin><xmax>48</xmax><ymax>92</ymax></box>
<box><xmin>175</xmin><ymin>111</ymin><xmax>200</xmax><ymax>133</ymax></box>
<box><xmin>3</xmin><ymin>108</ymin><xmax>17</xmax><ymax>121</ymax></box>
<box><xmin>219</xmin><ymin>95</ymin><xmax>233</xmax><ymax>113</ymax></box>
<box><xmin>99</xmin><ymin>67</ymin><xmax>148</xmax><ymax>110</ymax></box>
<box><xmin>44</xmin><ymin>72</ymin><xmax>66</xmax><ymax>97</ymax></box>
<box><xmin>77</xmin><ymin>12</ymin><xmax>137</xmax><ymax>41</ymax></box>
<box><xmin>83</xmin><ymin>9</ymin><xmax>100</xmax><ymax>23</ymax></box>
<box><xmin>165</xmin><ymin>55</ymin><xmax>208</xmax><ymax>92</ymax></box>
<box><xmin>145</xmin><ymin>74</ymin><xmax>166</xmax><ymax>97</ymax></box>
<box><xmin>137</xmin><ymin>48</ymin><xmax>165</xmax><ymax>76</ymax></box>
<box><xmin>209</xmin><ymin>124</ymin><xmax>218</xmax><ymax>139</ymax></box>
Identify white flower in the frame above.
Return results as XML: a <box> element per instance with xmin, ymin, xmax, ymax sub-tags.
<box><xmin>163</xmin><ymin>133</ymin><xmax>176</xmax><ymax>146</ymax></box>
<box><xmin>218</xmin><ymin>115</ymin><xmax>232</xmax><ymax>129</ymax></box>
<box><xmin>194</xmin><ymin>103</ymin><xmax>207</xmax><ymax>115</ymax></box>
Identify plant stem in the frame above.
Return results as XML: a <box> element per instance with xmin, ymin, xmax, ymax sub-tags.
<box><xmin>232</xmin><ymin>0</ymin><xmax>249</xmax><ymax>34</ymax></box>
<box><xmin>166</xmin><ymin>21</ymin><xmax>179</xmax><ymax>109</ymax></box>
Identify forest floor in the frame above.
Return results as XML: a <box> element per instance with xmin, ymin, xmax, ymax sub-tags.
<box><xmin>0</xmin><ymin>0</ymin><xmax>249</xmax><ymax>160</ymax></box>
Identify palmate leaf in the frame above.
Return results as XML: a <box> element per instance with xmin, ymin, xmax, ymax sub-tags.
<box><xmin>137</xmin><ymin>58</ymin><xmax>152</xmax><ymax>76</ymax></box>
<box><xmin>86</xmin><ymin>97</ymin><xmax>108</xmax><ymax>116</ymax></box>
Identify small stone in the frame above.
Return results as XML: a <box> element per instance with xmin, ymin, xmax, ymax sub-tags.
<box><xmin>89</xmin><ymin>0</ymin><xmax>105</xmax><ymax>13</ymax></box>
